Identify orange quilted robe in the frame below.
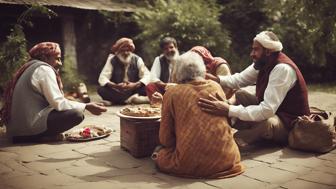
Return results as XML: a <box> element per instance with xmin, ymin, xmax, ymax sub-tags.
<box><xmin>156</xmin><ymin>80</ymin><xmax>244</xmax><ymax>178</ymax></box>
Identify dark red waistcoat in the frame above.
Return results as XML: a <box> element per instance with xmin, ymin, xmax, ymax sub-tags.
<box><xmin>256</xmin><ymin>52</ymin><xmax>310</xmax><ymax>129</ymax></box>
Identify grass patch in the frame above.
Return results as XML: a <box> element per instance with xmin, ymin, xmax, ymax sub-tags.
<box><xmin>308</xmin><ymin>82</ymin><xmax>336</xmax><ymax>94</ymax></box>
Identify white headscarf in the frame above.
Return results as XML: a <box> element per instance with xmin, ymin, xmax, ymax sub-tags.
<box><xmin>254</xmin><ymin>31</ymin><xmax>283</xmax><ymax>52</ymax></box>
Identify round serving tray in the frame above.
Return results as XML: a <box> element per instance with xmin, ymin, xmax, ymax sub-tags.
<box><xmin>116</xmin><ymin>111</ymin><xmax>161</xmax><ymax>120</ymax></box>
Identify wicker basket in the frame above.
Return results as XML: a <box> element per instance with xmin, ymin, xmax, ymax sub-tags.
<box><xmin>120</xmin><ymin>117</ymin><xmax>160</xmax><ymax>158</ymax></box>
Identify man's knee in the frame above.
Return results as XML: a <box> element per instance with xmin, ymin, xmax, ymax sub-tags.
<box><xmin>46</xmin><ymin>109</ymin><xmax>84</xmax><ymax>134</ymax></box>
<box><xmin>68</xmin><ymin>109</ymin><xmax>85</xmax><ymax>125</ymax></box>
<box><xmin>97</xmin><ymin>86</ymin><xmax>107</xmax><ymax>97</ymax></box>
<box><xmin>97</xmin><ymin>86</ymin><xmax>116</xmax><ymax>102</ymax></box>
<box><xmin>259</xmin><ymin>116</ymin><xmax>288</xmax><ymax>143</ymax></box>
<box><xmin>235</xmin><ymin>89</ymin><xmax>258</xmax><ymax>106</ymax></box>
<box><xmin>257</xmin><ymin>119</ymin><xmax>274</xmax><ymax>140</ymax></box>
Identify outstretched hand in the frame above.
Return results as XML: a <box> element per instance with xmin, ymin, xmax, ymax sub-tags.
<box><xmin>151</xmin><ymin>92</ymin><xmax>163</xmax><ymax>106</ymax></box>
<box><xmin>198</xmin><ymin>93</ymin><xmax>230</xmax><ymax>116</ymax></box>
<box><xmin>85</xmin><ymin>102</ymin><xmax>107</xmax><ymax>115</ymax></box>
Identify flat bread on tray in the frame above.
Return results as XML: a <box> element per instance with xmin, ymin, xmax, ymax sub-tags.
<box><xmin>117</xmin><ymin>106</ymin><xmax>161</xmax><ymax>120</ymax></box>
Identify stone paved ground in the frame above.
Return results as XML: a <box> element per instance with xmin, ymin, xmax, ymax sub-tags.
<box><xmin>0</xmin><ymin>91</ymin><xmax>335</xmax><ymax>189</ymax></box>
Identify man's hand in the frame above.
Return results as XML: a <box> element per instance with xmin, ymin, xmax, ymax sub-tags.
<box><xmin>122</xmin><ymin>81</ymin><xmax>141</xmax><ymax>91</ymax></box>
<box><xmin>155</xmin><ymin>81</ymin><xmax>167</xmax><ymax>89</ymax></box>
<box><xmin>205</xmin><ymin>73</ymin><xmax>220</xmax><ymax>83</ymax></box>
<box><xmin>115</xmin><ymin>82</ymin><xmax>128</xmax><ymax>90</ymax></box>
<box><xmin>85</xmin><ymin>102</ymin><xmax>107</xmax><ymax>115</ymax></box>
<box><xmin>198</xmin><ymin>93</ymin><xmax>230</xmax><ymax>116</ymax></box>
<box><xmin>151</xmin><ymin>92</ymin><xmax>163</xmax><ymax>107</ymax></box>
<box><xmin>107</xmin><ymin>82</ymin><xmax>123</xmax><ymax>91</ymax></box>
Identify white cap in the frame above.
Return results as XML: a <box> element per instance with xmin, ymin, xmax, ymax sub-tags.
<box><xmin>254</xmin><ymin>31</ymin><xmax>283</xmax><ymax>52</ymax></box>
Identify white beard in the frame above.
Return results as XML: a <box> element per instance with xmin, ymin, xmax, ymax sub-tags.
<box><xmin>117</xmin><ymin>53</ymin><xmax>132</xmax><ymax>64</ymax></box>
<box><xmin>165</xmin><ymin>50</ymin><xmax>179</xmax><ymax>62</ymax></box>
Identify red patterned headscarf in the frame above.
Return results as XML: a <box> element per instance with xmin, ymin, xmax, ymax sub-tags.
<box><xmin>29</xmin><ymin>42</ymin><xmax>63</xmax><ymax>90</ymax></box>
<box><xmin>0</xmin><ymin>42</ymin><xmax>63</xmax><ymax>125</ymax></box>
<box><xmin>191</xmin><ymin>46</ymin><xmax>228</xmax><ymax>75</ymax></box>
<box><xmin>111</xmin><ymin>38</ymin><xmax>135</xmax><ymax>54</ymax></box>
<box><xmin>191</xmin><ymin>46</ymin><xmax>214</xmax><ymax>65</ymax></box>
<box><xmin>29</xmin><ymin>42</ymin><xmax>61</xmax><ymax>61</ymax></box>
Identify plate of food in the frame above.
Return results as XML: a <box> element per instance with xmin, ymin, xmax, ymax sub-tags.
<box><xmin>117</xmin><ymin>106</ymin><xmax>161</xmax><ymax>120</ymax></box>
<box><xmin>65</xmin><ymin>125</ymin><xmax>112</xmax><ymax>142</ymax></box>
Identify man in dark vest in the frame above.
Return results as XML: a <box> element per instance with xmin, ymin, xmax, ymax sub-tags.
<box><xmin>98</xmin><ymin>38</ymin><xmax>151</xmax><ymax>105</ymax></box>
<box><xmin>198</xmin><ymin>31</ymin><xmax>310</xmax><ymax>148</ymax></box>
<box><xmin>146</xmin><ymin>37</ymin><xmax>179</xmax><ymax>102</ymax></box>
<box><xmin>0</xmin><ymin>42</ymin><xmax>107</xmax><ymax>143</ymax></box>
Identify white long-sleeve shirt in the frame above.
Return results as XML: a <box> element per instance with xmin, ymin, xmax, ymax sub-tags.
<box><xmin>31</xmin><ymin>65</ymin><xmax>86</xmax><ymax>112</ymax></box>
<box><xmin>220</xmin><ymin>63</ymin><xmax>297</xmax><ymax>121</ymax></box>
<box><xmin>150</xmin><ymin>55</ymin><xmax>173</xmax><ymax>82</ymax></box>
<box><xmin>98</xmin><ymin>53</ymin><xmax>151</xmax><ymax>86</ymax></box>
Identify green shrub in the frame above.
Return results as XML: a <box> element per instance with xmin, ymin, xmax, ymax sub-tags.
<box><xmin>61</xmin><ymin>55</ymin><xmax>83</xmax><ymax>91</ymax></box>
<box><xmin>132</xmin><ymin>0</ymin><xmax>232</xmax><ymax>67</ymax></box>
<box><xmin>0</xmin><ymin>5</ymin><xmax>57</xmax><ymax>94</ymax></box>
<box><xmin>264</xmin><ymin>0</ymin><xmax>336</xmax><ymax>82</ymax></box>
<box><xmin>0</xmin><ymin>24</ymin><xmax>29</xmax><ymax>92</ymax></box>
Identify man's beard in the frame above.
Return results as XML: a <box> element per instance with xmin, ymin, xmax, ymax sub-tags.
<box><xmin>117</xmin><ymin>53</ymin><xmax>132</xmax><ymax>64</ymax></box>
<box><xmin>253</xmin><ymin>53</ymin><xmax>268</xmax><ymax>70</ymax></box>
<box><xmin>165</xmin><ymin>50</ymin><xmax>179</xmax><ymax>61</ymax></box>
<box><xmin>53</xmin><ymin>63</ymin><xmax>61</xmax><ymax>71</ymax></box>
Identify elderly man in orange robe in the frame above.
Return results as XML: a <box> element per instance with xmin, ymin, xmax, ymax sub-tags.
<box><xmin>152</xmin><ymin>51</ymin><xmax>244</xmax><ymax>179</ymax></box>
<box><xmin>97</xmin><ymin>37</ymin><xmax>151</xmax><ymax>105</ymax></box>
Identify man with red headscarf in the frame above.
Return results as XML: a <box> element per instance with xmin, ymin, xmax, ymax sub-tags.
<box><xmin>98</xmin><ymin>37</ymin><xmax>151</xmax><ymax>104</ymax></box>
<box><xmin>191</xmin><ymin>46</ymin><xmax>233</xmax><ymax>98</ymax></box>
<box><xmin>1</xmin><ymin>42</ymin><xmax>107</xmax><ymax>143</ymax></box>
<box><xmin>191</xmin><ymin>46</ymin><xmax>231</xmax><ymax>78</ymax></box>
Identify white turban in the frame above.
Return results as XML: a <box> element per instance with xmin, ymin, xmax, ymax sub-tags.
<box><xmin>254</xmin><ymin>31</ymin><xmax>283</xmax><ymax>52</ymax></box>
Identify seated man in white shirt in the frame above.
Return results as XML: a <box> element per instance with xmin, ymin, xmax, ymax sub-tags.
<box><xmin>198</xmin><ymin>31</ymin><xmax>310</xmax><ymax>148</ymax></box>
<box><xmin>146</xmin><ymin>37</ymin><xmax>179</xmax><ymax>102</ymax></box>
<box><xmin>0</xmin><ymin>42</ymin><xmax>107</xmax><ymax>143</ymax></box>
<box><xmin>97</xmin><ymin>38</ymin><xmax>151</xmax><ymax>105</ymax></box>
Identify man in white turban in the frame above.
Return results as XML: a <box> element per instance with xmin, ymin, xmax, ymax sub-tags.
<box><xmin>198</xmin><ymin>31</ymin><xmax>310</xmax><ymax>149</ymax></box>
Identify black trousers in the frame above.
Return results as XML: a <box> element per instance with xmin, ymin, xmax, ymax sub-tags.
<box><xmin>97</xmin><ymin>85</ymin><xmax>147</xmax><ymax>104</ymax></box>
<box><xmin>12</xmin><ymin>109</ymin><xmax>84</xmax><ymax>143</ymax></box>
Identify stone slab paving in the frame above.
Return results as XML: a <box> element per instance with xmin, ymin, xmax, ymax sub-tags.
<box><xmin>0</xmin><ymin>91</ymin><xmax>335</xmax><ymax>189</ymax></box>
